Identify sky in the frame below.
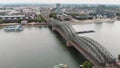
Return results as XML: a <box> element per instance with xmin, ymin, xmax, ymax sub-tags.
<box><xmin>0</xmin><ymin>0</ymin><xmax>120</xmax><ymax>4</ymax></box>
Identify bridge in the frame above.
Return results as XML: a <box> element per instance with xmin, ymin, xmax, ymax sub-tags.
<box><xmin>41</xmin><ymin>13</ymin><xmax>120</xmax><ymax>68</ymax></box>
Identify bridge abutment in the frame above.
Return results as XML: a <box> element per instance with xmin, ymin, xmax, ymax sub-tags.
<box><xmin>52</xmin><ymin>27</ymin><xmax>56</xmax><ymax>31</ymax></box>
<box><xmin>66</xmin><ymin>41</ymin><xmax>72</xmax><ymax>47</ymax></box>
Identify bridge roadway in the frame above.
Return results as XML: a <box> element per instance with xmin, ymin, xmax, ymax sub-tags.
<box><xmin>41</xmin><ymin>14</ymin><xmax>120</xmax><ymax>68</ymax></box>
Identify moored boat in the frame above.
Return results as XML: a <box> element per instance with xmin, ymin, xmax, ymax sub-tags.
<box><xmin>4</xmin><ymin>25</ymin><xmax>23</xmax><ymax>32</ymax></box>
<box><xmin>106</xmin><ymin>20</ymin><xmax>115</xmax><ymax>23</ymax></box>
<box><xmin>95</xmin><ymin>22</ymin><xmax>103</xmax><ymax>24</ymax></box>
<box><xmin>15</xmin><ymin>25</ymin><xmax>23</xmax><ymax>31</ymax></box>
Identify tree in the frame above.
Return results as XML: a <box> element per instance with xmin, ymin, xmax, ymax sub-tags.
<box><xmin>28</xmin><ymin>19</ymin><xmax>34</xmax><ymax>22</ymax></box>
<box><xmin>0</xmin><ymin>19</ymin><xmax>3</xmax><ymax>24</ymax></box>
<box><xmin>36</xmin><ymin>15</ymin><xmax>46</xmax><ymax>23</ymax></box>
<box><xmin>116</xmin><ymin>13</ymin><xmax>120</xmax><ymax>16</ymax></box>
<box><xmin>17</xmin><ymin>19</ymin><xmax>22</xmax><ymax>23</ymax></box>
<box><xmin>49</xmin><ymin>13</ymin><xmax>57</xmax><ymax>19</ymax></box>
<box><xmin>40</xmin><ymin>15</ymin><xmax>46</xmax><ymax>22</ymax></box>
<box><xmin>118</xmin><ymin>54</ymin><xmax>120</xmax><ymax>60</ymax></box>
<box><xmin>82</xmin><ymin>61</ymin><xmax>93</xmax><ymax>68</ymax></box>
<box><xmin>70</xmin><ymin>13</ymin><xmax>79</xmax><ymax>17</ymax></box>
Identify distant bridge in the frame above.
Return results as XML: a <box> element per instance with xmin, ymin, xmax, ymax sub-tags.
<box><xmin>41</xmin><ymin>13</ymin><xmax>120</xmax><ymax>68</ymax></box>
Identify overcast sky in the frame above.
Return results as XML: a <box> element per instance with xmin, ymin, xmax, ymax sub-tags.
<box><xmin>0</xmin><ymin>0</ymin><xmax>120</xmax><ymax>4</ymax></box>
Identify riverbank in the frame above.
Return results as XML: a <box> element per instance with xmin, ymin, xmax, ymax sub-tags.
<box><xmin>68</xmin><ymin>18</ymin><xmax>115</xmax><ymax>25</ymax></box>
<box><xmin>26</xmin><ymin>22</ymin><xmax>48</xmax><ymax>26</ymax></box>
<box><xmin>0</xmin><ymin>22</ymin><xmax>48</xmax><ymax>26</ymax></box>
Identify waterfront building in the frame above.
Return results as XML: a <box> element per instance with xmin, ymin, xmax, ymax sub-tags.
<box><xmin>21</xmin><ymin>20</ymin><xmax>28</xmax><ymax>25</ymax></box>
<box><xmin>0</xmin><ymin>15</ymin><xmax>25</xmax><ymax>20</ymax></box>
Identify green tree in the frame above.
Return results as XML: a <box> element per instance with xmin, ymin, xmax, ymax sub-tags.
<box><xmin>116</xmin><ymin>12</ymin><xmax>120</xmax><ymax>16</ymax></box>
<box><xmin>79</xmin><ymin>14</ymin><xmax>87</xmax><ymax>16</ymax></box>
<box><xmin>17</xmin><ymin>19</ymin><xmax>22</xmax><ymax>23</ymax></box>
<box><xmin>0</xmin><ymin>19</ymin><xmax>3</xmax><ymax>24</ymax></box>
<box><xmin>36</xmin><ymin>15</ymin><xmax>46</xmax><ymax>23</ymax></box>
<box><xmin>40</xmin><ymin>15</ymin><xmax>46</xmax><ymax>22</ymax></box>
<box><xmin>28</xmin><ymin>19</ymin><xmax>32</xmax><ymax>22</ymax></box>
<box><xmin>118</xmin><ymin>54</ymin><xmax>120</xmax><ymax>60</ymax></box>
<box><xmin>82</xmin><ymin>61</ymin><xmax>93</xmax><ymax>68</ymax></box>
<box><xmin>49</xmin><ymin>13</ymin><xmax>57</xmax><ymax>19</ymax></box>
<box><xmin>70</xmin><ymin>13</ymin><xmax>79</xmax><ymax>17</ymax></box>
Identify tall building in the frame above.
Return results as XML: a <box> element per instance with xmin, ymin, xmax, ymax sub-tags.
<box><xmin>56</xmin><ymin>3</ymin><xmax>62</xmax><ymax>14</ymax></box>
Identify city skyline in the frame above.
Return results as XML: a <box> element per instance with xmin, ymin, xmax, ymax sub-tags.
<box><xmin>0</xmin><ymin>0</ymin><xmax>120</xmax><ymax>5</ymax></box>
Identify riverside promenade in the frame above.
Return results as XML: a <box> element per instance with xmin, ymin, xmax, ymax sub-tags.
<box><xmin>0</xmin><ymin>22</ymin><xmax>47</xmax><ymax>26</ymax></box>
<box><xmin>69</xmin><ymin>18</ymin><xmax>115</xmax><ymax>24</ymax></box>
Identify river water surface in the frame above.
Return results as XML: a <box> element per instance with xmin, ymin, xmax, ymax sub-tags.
<box><xmin>0</xmin><ymin>26</ymin><xmax>84</xmax><ymax>68</ymax></box>
<box><xmin>1</xmin><ymin>21</ymin><xmax>120</xmax><ymax>68</ymax></box>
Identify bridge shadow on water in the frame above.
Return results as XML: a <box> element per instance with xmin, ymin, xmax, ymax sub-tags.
<box><xmin>51</xmin><ymin>28</ymin><xmax>87</xmax><ymax>65</ymax></box>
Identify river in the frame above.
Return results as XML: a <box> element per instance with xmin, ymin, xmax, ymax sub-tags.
<box><xmin>1</xmin><ymin>21</ymin><xmax>119</xmax><ymax>68</ymax></box>
<box><xmin>0</xmin><ymin>26</ymin><xmax>85</xmax><ymax>68</ymax></box>
<box><xmin>73</xmin><ymin>21</ymin><xmax>120</xmax><ymax>59</ymax></box>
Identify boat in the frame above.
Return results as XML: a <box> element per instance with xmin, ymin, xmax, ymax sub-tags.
<box><xmin>76</xmin><ymin>30</ymin><xmax>95</xmax><ymax>34</ymax></box>
<box><xmin>4</xmin><ymin>25</ymin><xmax>23</xmax><ymax>32</ymax></box>
<box><xmin>4</xmin><ymin>26</ymin><xmax>15</xmax><ymax>31</ymax></box>
<box><xmin>54</xmin><ymin>64</ymin><xmax>68</xmax><ymax>68</ymax></box>
<box><xmin>106</xmin><ymin>20</ymin><xmax>115</xmax><ymax>23</ymax></box>
<box><xmin>15</xmin><ymin>25</ymin><xmax>23</xmax><ymax>31</ymax></box>
<box><xmin>95</xmin><ymin>22</ymin><xmax>103</xmax><ymax>24</ymax></box>
<box><xmin>80</xmin><ymin>65</ymin><xmax>83</xmax><ymax>68</ymax></box>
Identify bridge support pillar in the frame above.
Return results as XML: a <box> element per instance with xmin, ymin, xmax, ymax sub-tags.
<box><xmin>52</xmin><ymin>27</ymin><xmax>55</xmax><ymax>31</ymax></box>
<box><xmin>52</xmin><ymin>27</ymin><xmax>56</xmax><ymax>31</ymax></box>
<box><xmin>66</xmin><ymin>41</ymin><xmax>72</xmax><ymax>47</ymax></box>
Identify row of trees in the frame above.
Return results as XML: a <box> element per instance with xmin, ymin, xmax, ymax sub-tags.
<box><xmin>0</xmin><ymin>19</ymin><xmax>3</xmax><ymax>24</ymax></box>
<box><xmin>69</xmin><ymin>13</ymin><xmax>93</xmax><ymax>20</ymax></box>
<box><xmin>36</xmin><ymin>15</ymin><xmax>46</xmax><ymax>22</ymax></box>
<box><xmin>49</xmin><ymin>13</ymin><xmax>57</xmax><ymax>19</ymax></box>
<box><xmin>118</xmin><ymin>54</ymin><xmax>120</xmax><ymax>60</ymax></box>
<box><xmin>18</xmin><ymin>15</ymin><xmax>46</xmax><ymax>23</ymax></box>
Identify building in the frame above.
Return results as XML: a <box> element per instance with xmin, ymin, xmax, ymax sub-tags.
<box><xmin>56</xmin><ymin>3</ymin><xmax>62</xmax><ymax>14</ymax></box>
<box><xmin>57</xmin><ymin>14</ymin><xmax>72</xmax><ymax>21</ymax></box>
<box><xmin>21</xmin><ymin>20</ymin><xmax>28</xmax><ymax>25</ymax></box>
